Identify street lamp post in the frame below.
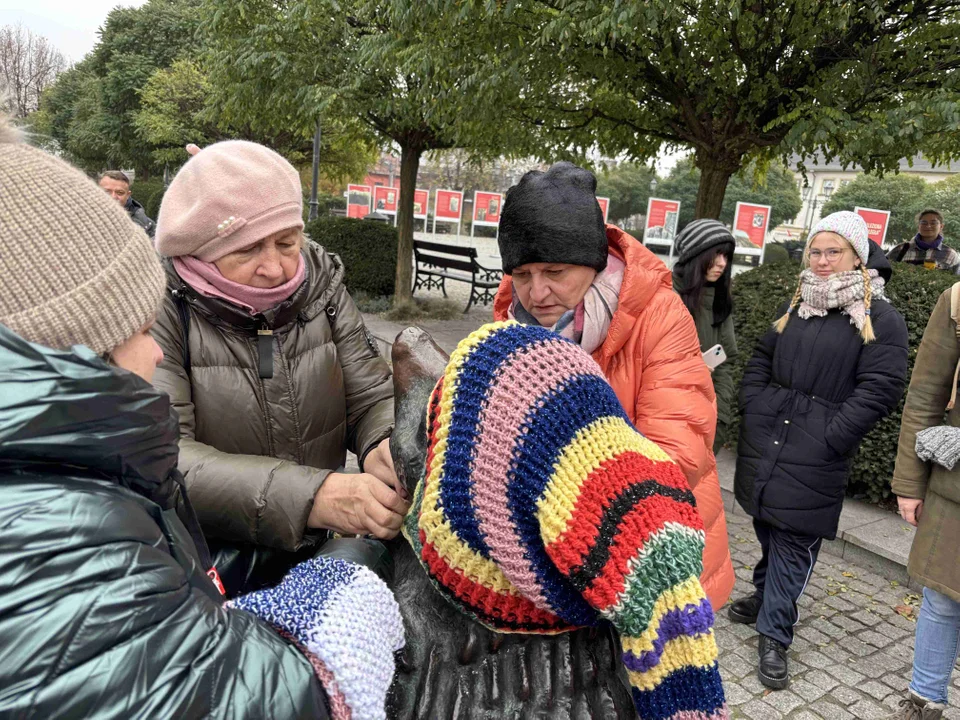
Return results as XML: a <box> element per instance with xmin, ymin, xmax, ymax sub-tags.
<box><xmin>650</xmin><ymin>177</ymin><xmax>658</xmax><ymax>193</ymax></box>
<box><xmin>308</xmin><ymin>122</ymin><xmax>321</xmax><ymax>222</ymax></box>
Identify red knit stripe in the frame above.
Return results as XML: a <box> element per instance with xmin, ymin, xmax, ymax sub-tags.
<box><xmin>547</xmin><ymin>453</ymin><xmax>701</xmax><ymax>576</ymax></box>
<box><xmin>580</xmin><ymin>498</ymin><xmax>704</xmax><ymax>609</ymax></box>
<box><xmin>419</xmin><ymin>531</ymin><xmax>566</xmax><ymax>629</ymax></box>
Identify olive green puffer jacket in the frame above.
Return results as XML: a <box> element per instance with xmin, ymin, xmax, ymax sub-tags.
<box><xmin>151</xmin><ymin>241</ymin><xmax>394</xmax><ymax>587</ymax></box>
<box><xmin>0</xmin><ymin>326</ymin><xmax>326</xmax><ymax>719</ymax></box>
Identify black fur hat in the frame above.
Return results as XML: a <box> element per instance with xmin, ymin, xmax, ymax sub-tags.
<box><xmin>498</xmin><ymin>161</ymin><xmax>608</xmax><ymax>275</ymax></box>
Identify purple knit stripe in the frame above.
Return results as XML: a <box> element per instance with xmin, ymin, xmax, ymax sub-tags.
<box><xmin>669</xmin><ymin>710</ymin><xmax>729</xmax><ymax>720</ymax></box>
<box><xmin>621</xmin><ymin>599</ymin><xmax>715</xmax><ymax>673</ymax></box>
<box><xmin>471</xmin><ymin>337</ymin><xmax>602</xmax><ymax>606</ymax></box>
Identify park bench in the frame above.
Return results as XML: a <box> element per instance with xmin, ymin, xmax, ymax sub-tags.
<box><xmin>412</xmin><ymin>240</ymin><xmax>503</xmax><ymax>312</ymax></box>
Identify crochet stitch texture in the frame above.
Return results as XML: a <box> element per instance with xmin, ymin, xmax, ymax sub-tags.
<box><xmin>403</xmin><ymin>320</ymin><xmax>728</xmax><ymax>719</ymax></box>
<box><xmin>229</xmin><ymin>556</ymin><xmax>404</xmax><ymax>720</ymax></box>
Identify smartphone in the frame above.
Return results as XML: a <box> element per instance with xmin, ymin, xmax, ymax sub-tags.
<box><xmin>703</xmin><ymin>344</ymin><xmax>727</xmax><ymax>370</ymax></box>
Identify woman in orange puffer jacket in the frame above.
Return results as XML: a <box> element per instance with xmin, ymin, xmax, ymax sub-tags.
<box><xmin>492</xmin><ymin>162</ymin><xmax>734</xmax><ymax>610</ymax></box>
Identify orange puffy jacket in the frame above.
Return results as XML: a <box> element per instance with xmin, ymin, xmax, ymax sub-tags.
<box><xmin>494</xmin><ymin>226</ymin><xmax>735</xmax><ymax>610</ymax></box>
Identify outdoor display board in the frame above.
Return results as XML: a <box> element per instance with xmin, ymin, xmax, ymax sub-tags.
<box><xmin>733</xmin><ymin>201</ymin><xmax>772</xmax><ymax>256</ymax></box>
<box><xmin>346</xmin><ymin>184</ymin><xmax>372</xmax><ymax>219</ymax></box>
<box><xmin>855</xmin><ymin>206</ymin><xmax>892</xmax><ymax>246</ymax></box>
<box><xmin>642</xmin><ymin>197</ymin><xmax>681</xmax><ymax>257</ymax></box>
<box><xmin>433</xmin><ymin>189</ymin><xmax>464</xmax><ymax>235</ymax></box>
<box><xmin>471</xmin><ymin>191</ymin><xmax>503</xmax><ymax>237</ymax></box>
<box><xmin>413</xmin><ymin>189</ymin><xmax>429</xmax><ymax>219</ymax></box>
<box><xmin>597</xmin><ymin>197</ymin><xmax>610</xmax><ymax>223</ymax></box>
<box><xmin>373</xmin><ymin>185</ymin><xmax>398</xmax><ymax>215</ymax></box>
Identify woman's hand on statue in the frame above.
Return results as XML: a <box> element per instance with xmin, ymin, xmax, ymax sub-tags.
<box><xmin>308</xmin><ymin>471</ymin><xmax>411</xmax><ymax>539</ymax></box>
<box><xmin>363</xmin><ymin>437</ymin><xmax>406</xmax><ymax>499</ymax></box>
<box><xmin>897</xmin><ymin>496</ymin><xmax>924</xmax><ymax>527</ymax></box>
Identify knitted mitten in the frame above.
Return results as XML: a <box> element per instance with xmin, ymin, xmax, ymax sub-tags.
<box><xmin>916</xmin><ymin>425</ymin><xmax>960</xmax><ymax>470</ymax></box>
<box><xmin>228</xmin><ymin>556</ymin><xmax>405</xmax><ymax>720</ymax></box>
<box><xmin>404</xmin><ymin>321</ymin><xmax>728</xmax><ymax>720</ymax></box>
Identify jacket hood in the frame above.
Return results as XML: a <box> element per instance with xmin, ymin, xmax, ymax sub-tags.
<box><xmin>126</xmin><ymin>196</ymin><xmax>146</xmax><ymax>212</ymax></box>
<box><xmin>493</xmin><ymin>225</ymin><xmax>672</xmax><ymax>357</ymax></box>
<box><xmin>867</xmin><ymin>239</ymin><xmax>893</xmax><ymax>282</ymax></box>
<box><xmin>0</xmin><ymin>324</ymin><xmax>180</xmax><ymax>497</ymax></box>
<box><xmin>165</xmin><ymin>239</ymin><xmax>344</xmax><ymax>332</ymax></box>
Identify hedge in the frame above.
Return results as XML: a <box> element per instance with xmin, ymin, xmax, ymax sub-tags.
<box><xmin>729</xmin><ymin>260</ymin><xmax>958</xmax><ymax>502</ymax></box>
<box><xmin>304</xmin><ymin>217</ymin><xmax>397</xmax><ymax>297</ymax></box>
<box><xmin>132</xmin><ymin>178</ymin><xmax>165</xmax><ymax>220</ymax></box>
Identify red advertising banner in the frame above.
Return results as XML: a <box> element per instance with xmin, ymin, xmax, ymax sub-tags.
<box><xmin>597</xmin><ymin>197</ymin><xmax>610</xmax><ymax>223</ymax></box>
<box><xmin>413</xmin><ymin>189</ymin><xmax>429</xmax><ymax>219</ymax></box>
<box><xmin>434</xmin><ymin>190</ymin><xmax>463</xmax><ymax>222</ymax></box>
<box><xmin>733</xmin><ymin>202</ymin><xmax>771</xmax><ymax>254</ymax></box>
<box><xmin>643</xmin><ymin>198</ymin><xmax>681</xmax><ymax>250</ymax></box>
<box><xmin>473</xmin><ymin>191</ymin><xmax>503</xmax><ymax>226</ymax></box>
<box><xmin>346</xmin><ymin>184</ymin><xmax>371</xmax><ymax>219</ymax></box>
<box><xmin>855</xmin><ymin>206</ymin><xmax>891</xmax><ymax>246</ymax></box>
<box><xmin>373</xmin><ymin>185</ymin><xmax>398</xmax><ymax>215</ymax></box>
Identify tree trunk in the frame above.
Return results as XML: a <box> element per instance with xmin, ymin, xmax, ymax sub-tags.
<box><xmin>394</xmin><ymin>143</ymin><xmax>423</xmax><ymax>305</ymax></box>
<box><xmin>693</xmin><ymin>151</ymin><xmax>741</xmax><ymax>220</ymax></box>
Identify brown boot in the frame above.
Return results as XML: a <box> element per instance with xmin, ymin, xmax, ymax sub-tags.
<box><xmin>884</xmin><ymin>691</ymin><xmax>945</xmax><ymax>720</ymax></box>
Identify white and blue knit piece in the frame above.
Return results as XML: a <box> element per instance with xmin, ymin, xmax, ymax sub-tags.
<box><xmin>230</xmin><ymin>556</ymin><xmax>404</xmax><ymax>720</ymax></box>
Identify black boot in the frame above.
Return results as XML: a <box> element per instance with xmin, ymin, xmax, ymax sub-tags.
<box><xmin>758</xmin><ymin>634</ymin><xmax>789</xmax><ymax>690</ymax></box>
<box><xmin>728</xmin><ymin>594</ymin><xmax>762</xmax><ymax>624</ymax></box>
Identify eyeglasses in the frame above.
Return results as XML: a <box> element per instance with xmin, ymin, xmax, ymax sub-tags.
<box><xmin>919</xmin><ymin>220</ymin><xmax>942</xmax><ymax>227</ymax></box>
<box><xmin>808</xmin><ymin>248</ymin><xmax>848</xmax><ymax>262</ymax></box>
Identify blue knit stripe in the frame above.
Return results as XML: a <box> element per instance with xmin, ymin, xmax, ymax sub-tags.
<box><xmin>506</xmin><ymin>372</ymin><xmax>631</xmax><ymax>625</ymax></box>
<box><xmin>630</xmin><ymin>663</ymin><xmax>727</xmax><ymax>719</ymax></box>
<box><xmin>441</xmin><ymin>324</ymin><xmax>565</xmax><ymax>559</ymax></box>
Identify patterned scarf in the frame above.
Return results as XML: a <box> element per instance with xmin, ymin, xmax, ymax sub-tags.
<box><xmin>508</xmin><ymin>253</ymin><xmax>625</xmax><ymax>355</ymax></box>
<box><xmin>796</xmin><ymin>268</ymin><xmax>886</xmax><ymax>331</ymax></box>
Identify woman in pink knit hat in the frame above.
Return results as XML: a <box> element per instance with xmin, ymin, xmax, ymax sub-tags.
<box><xmin>152</xmin><ymin>140</ymin><xmax>407</xmax><ymax>595</ymax></box>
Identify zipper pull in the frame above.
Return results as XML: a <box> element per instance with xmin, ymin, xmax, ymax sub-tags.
<box><xmin>257</xmin><ymin>327</ymin><xmax>274</xmax><ymax>379</ymax></box>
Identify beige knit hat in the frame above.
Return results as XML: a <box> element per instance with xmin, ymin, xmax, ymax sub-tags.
<box><xmin>0</xmin><ymin>118</ymin><xmax>166</xmax><ymax>355</ymax></box>
<box><xmin>155</xmin><ymin>140</ymin><xmax>304</xmax><ymax>261</ymax></box>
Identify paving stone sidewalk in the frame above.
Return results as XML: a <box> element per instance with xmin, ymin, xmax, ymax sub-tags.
<box><xmin>720</xmin><ymin>511</ymin><xmax>960</xmax><ymax>719</ymax></box>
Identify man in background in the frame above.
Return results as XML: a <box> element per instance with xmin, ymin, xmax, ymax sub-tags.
<box><xmin>99</xmin><ymin>170</ymin><xmax>156</xmax><ymax>237</ymax></box>
<box><xmin>887</xmin><ymin>209</ymin><xmax>959</xmax><ymax>274</ymax></box>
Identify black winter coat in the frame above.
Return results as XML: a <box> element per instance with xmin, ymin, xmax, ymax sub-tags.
<box><xmin>734</xmin><ymin>246</ymin><xmax>908</xmax><ymax>539</ymax></box>
<box><xmin>0</xmin><ymin>326</ymin><xmax>327</xmax><ymax>719</ymax></box>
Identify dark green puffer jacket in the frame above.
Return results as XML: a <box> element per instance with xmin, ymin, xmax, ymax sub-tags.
<box><xmin>0</xmin><ymin>325</ymin><xmax>327</xmax><ymax>719</ymax></box>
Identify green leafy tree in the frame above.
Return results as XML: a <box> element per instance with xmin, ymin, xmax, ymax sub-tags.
<box><xmin>821</xmin><ymin>174</ymin><xmax>931</xmax><ymax>245</ymax></box>
<box><xmin>202</xmin><ymin>0</ymin><xmax>520</xmax><ymax>305</ymax></box>
<box><xmin>594</xmin><ymin>163</ymin><xmax>658</xmax><ymax>224</ymax></box>
<box><xmin>389</xmin><ymin>0</ymin><xmax>960</xmax><ymax>222</ymax></box>
<box><xmin>657</xmin><ymin>158</ymin><xmax>802</xmax><ymax>231</ymax></box>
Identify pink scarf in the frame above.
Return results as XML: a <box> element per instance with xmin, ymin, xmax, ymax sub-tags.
<box><xmin>508</xmin><ymin>253</ymin><xmax>625</xmax><ymax>355</ymax></box>
<box><xmin>173</xmin><ymin>253</ymin><xmax>306</xmax><ymax>315</ymax></box>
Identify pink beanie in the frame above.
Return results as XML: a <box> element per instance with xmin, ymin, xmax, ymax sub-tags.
<box><xmin>155</xmin><ymin>140</ymin><xmax>304</xmax><ymax>261</ymax></box>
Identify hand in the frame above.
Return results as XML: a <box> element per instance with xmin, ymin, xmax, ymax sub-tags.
<box><xmin>364</xmin><ymin>437</ymin><xmax>407</xmax><ymax>499</ymax></box>
<box><xmin>308</xmin><ymin>472</ymin><xmax>410</xmax><ymax>539</ymax></box>
<box><xmin>897</xmin><ymin>497</ymin><xmax>924</xmax><ymax>527</ymax></box>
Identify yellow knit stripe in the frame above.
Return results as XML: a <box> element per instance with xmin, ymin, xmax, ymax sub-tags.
<box><xmin>625</xmin><ymin>632</ymin><xmax>720</xmax><ymax>691</ymax></box>
<box><xmin>616</xmin><ymin>576</ymin><xmax>709</xmax><ymax>654</ymax></box>
<box><xmin>418</xmin><ymin>321</ymin><xmax>522</xmax><ymax>595</ymax></box>
<box><xmin>538</xmin><ymin>416</ymin><xmax>676</xmax><ymax>546</ymax></box>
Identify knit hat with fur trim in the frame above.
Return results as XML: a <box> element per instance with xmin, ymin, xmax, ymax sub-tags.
<box><xmin>0</xmin><ymin>117</ymin><xmax>165</xmax><ymax>355</ymax></box>
<box><xmin>404</xmin><ymin>321</ymin><xmax>728</xmax><ymax>719</ymax></box>
<box><xmin>155</xmin><ymin>140</ymin><xmax>304</xmax><ymax>261</ymax></box>
<box><xmin>498</xmin><ymin>162</ymin><xmax>608</xmax><ymax>274</ymax></box>
<box><xmin>809</xmin><ymin>211</ymin><xmax>870</xmax><ymax>266</ymax></box>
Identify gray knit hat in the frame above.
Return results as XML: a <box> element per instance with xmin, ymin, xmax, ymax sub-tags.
<box><xmin>809</xmin><ymin>211</ymin><xmax>870</xmax><ymax>266</ymax></box>
<box><xmin>674</xmin><ymin>219</ymin><xmax>735</xmax><ymax>266</ymax></box>
<box><xmin>0</xmin><ymin>118</ymin><xmax>166</xmax><ymax>354</ymax></box>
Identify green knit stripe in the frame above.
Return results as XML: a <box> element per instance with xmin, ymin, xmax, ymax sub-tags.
<box><xmin>602</xmin><ymin>523</ymin><xmax>705</xmax><ymax>636</ymax></box>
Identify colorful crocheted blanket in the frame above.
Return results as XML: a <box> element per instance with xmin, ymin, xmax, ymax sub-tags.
<box><xmin>403</xmin><ymin>321</ymin><xmax>727</xmax><ymax>720</ymax></box>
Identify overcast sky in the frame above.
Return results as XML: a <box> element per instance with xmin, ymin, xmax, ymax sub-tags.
<box><xmin>1</xmin><ymin>1</ymin><xmax>147</xmax><ymax>64</ymax></box>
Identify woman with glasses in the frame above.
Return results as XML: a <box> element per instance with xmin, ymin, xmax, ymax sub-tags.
<box><xmin>729</xmin><ymin>211</ymin><xmax>908</xmax><ymax>691</ymax></box>
<box><xmin>887</xmin><ymin>209</ymin><xmax>959</xmax><ymax>274</ymax></box>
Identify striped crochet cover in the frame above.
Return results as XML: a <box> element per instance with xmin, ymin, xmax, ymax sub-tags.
<box><xmin>403</xmin><ymin>321</ymin><xmax>728</xmax><ymax>720</ymax></box>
